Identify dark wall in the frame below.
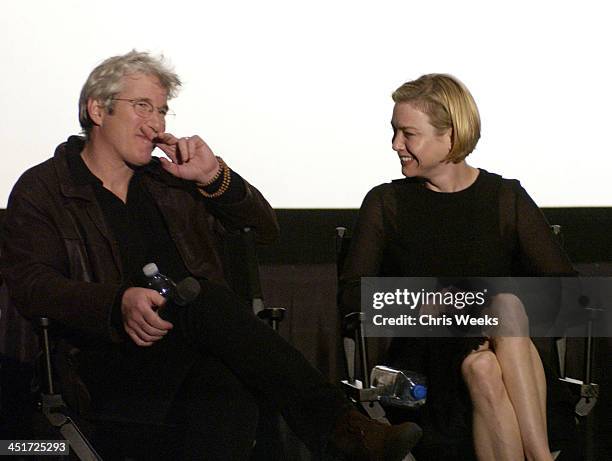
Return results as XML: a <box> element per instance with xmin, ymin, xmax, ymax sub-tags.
<box><xmin>3</xmin><ymin>207</ymin><xmax>611</xmax><ymax>265</ymax></box>
<box><xmin>258</xmin><ymin>208</ymin><xmax>612</xmax><ymax>265</ymax></box>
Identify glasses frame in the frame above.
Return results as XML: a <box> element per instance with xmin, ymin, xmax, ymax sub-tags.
<box><xmin>111</xmin><ymin>98</ymin><xmax>175</xmax><ymax>119</ymax></box>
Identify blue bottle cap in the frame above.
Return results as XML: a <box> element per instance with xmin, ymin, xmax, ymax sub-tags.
<box><xmin>411</xmin><ymin>384</ymin><xmax>427</xmax><ymax>400</ymax></box>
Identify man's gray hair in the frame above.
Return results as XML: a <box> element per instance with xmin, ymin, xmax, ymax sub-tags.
<box><xmin>78</xmin><ymin>50</ymin><xmax>181</xmax><ymax>139</ymax></box>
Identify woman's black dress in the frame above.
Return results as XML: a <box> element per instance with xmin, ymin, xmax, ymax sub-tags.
<box><xmin>339</xmin><ymin>169</ymin><xmax>577</xmax><ymax>460</ymax></box>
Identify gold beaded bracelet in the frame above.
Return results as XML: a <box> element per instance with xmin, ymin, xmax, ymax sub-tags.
<box><xmin>198</xmin><ymin>158</ymin><xmax>231</xmax><ymax>198</ymax></box>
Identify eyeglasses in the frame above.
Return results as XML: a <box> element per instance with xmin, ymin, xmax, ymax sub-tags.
<box><xmin>112</xmin><ymin>98</ymin><xmax>175</xmax><ymax>119</ymax></box>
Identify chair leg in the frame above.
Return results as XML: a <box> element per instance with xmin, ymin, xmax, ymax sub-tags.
<box><xmin>41</xmin><ymin>394</ymin><xmax>102</xmax><ymax>461</ymax></box>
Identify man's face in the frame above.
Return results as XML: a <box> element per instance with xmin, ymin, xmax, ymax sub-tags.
<box><xmin>94</xmin><ymin>73</ymin><xmax>169</xmax><ymax>166</ymax></box>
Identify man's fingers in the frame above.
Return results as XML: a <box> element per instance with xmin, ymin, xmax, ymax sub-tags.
<box><xmin>155</xmin><ymin>132</ymin><xmax>178</xmax><ymax>145</ymax></box>
<box><xmin>140</xmin><ymin>294</ymin><xmax>174</xmax><ymax>331</ymax></box>
<box><xmin>158</xmin><ymin>157</ymin><xmax>178</xmax><ymax>174</ymax></box>
<box><xmin>135</xmin><ymin>327</ymin><xmax>164</xmax><ymax>342</ymax></box>
<box><xmin>176</xmin><ymin>137</ymin><xmax>190</xmax><ymax>164</ymax></box>
<box><xmin>156</xmin><ymin>143</ymin><xmax>177</xmax><ymax>160</ymax></box>
<box><xmin>156</xmin><ymin>134</ymin><xmax>202</xmax><ymax>168</ymax></box>
<box><xmin>142</xmin><ymin>309</ymin><xmax>174</xmax><ymax>332</ymax></box>
<box><xmin>156</xmin><ymin>141</ymin><xmax>182</xmax><ymax>165</ymax></box>
<box><xmin>185</xmin><ymin>136</ymin><xmax>200</xmax><ymax>162</ymax></box>
<box><xmin>147</xmin><ymin>289</ymin><xmax>167</xmax><ymax>307</ymax></box>
<box><xmin>125</xmin><ymin>314</ymin><xmax>167</xmax><ymax>338</ymax></box>
<box><xmin>190</xmin><ymin>135</ymin><xmax>205</xmax><ymax>147</ymax></box>
<box><xmin>125</xmin><ymin>327</ymin><xmax>154</xmax><ymax>347</ymax></box>
<box><xmin>121</xmin><ymin>288</ymin><xmax>173</xmax><ymax>346</ymax></box>
<box><xmin>138</xmin><ymin>319</ymin><xmax>170</xmax><ymax>337</ymax></box>
<box><xmin>126</xmin><ymin>320</ymin><xmax>165</xmax><ymax>344</ymax></box>
<box><xmin>153</xmin><ymin>132</ymin><xmax>180</xmax><ymax>162</ymax></box>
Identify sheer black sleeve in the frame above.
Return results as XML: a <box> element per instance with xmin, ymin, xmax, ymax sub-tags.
<box><xmin>338</xmin><ymin>184</ymin><xmax>396</xmax><ymax>317</ymax></box>
<box><xmin>500</xmin><ymin>179</ymin><xmax>576</xmax><ymax>276</ymax></box>
<box><xmin>499</xmin><ymin>179</ymin><xmax>577</xmax><ymax>331</ymax></box>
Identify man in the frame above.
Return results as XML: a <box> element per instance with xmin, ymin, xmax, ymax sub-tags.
<box><xmin>0</xmin><ymin>51</ymin><xmax>420</xmax><ymax>459</ymax></box>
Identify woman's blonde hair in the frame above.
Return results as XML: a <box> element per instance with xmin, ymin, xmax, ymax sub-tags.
<box><xmin>392</xmin><ymin>74</ymin><xmax>480</xmax><ymax>163</ymax></box>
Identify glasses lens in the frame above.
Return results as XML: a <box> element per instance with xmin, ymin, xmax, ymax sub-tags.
<box><xmin>133</xmin><ymin>101</ymin><xmax>154</xmax><ymax>117</ymax></box>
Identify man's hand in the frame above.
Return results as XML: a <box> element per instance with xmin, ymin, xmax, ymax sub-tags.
<box><xmin>142</xmin><ymin>126</ymin><xmax>220</xmax><ymax>184</ymax></box>
<box><xmin>121</xmin><ymin>287</ymin><xmax>174</xmax><ymax>347</ymax></box>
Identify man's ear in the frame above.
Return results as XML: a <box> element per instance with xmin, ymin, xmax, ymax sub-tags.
<box><xmin>87</xmin><ymin>98</ymin><xmax>106</xmax><ymax>127</ymax></box>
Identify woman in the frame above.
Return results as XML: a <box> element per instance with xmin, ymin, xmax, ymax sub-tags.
<box><xmin>339</xmin><ymin>74</ymin><xmax>576</xmax><ymax>461</ymax></box>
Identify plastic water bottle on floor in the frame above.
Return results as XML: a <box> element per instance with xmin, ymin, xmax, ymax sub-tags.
<box><xmin>371</xmin><ymin>366</ymin><xmax>427</xmax><ymax>409</ymax></box>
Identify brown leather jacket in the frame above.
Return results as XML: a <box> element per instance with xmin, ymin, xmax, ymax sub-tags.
<box><xmin>0</xmin><ymin>136</ymin><xmax>279</xmax><ymax>345</ymax></box>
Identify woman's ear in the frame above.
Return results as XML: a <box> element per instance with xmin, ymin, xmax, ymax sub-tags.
<box><xmin>441</xmin><ymin>128</ymin><xmax>454</xmax><ymax>163</ymax></box>
<box><xmin>442</xmin><ymin>127</ymin><xmax>453</xmax><ymax>152</ymax></box>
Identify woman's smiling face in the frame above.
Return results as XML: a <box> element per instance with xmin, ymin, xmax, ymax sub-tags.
<box><xmin>391</xmin><ymin>102</ymin><xmax>452</xmax><ymax>179</ymax></box>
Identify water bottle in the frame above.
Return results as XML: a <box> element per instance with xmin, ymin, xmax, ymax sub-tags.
<box><xmin>142</xmin><ymin>263</ymin><xmax>177</xmax><ymax>300</ymax></box>
<box><xmin>403</xmin><ymin>371</ymin><xmax>428</xmax><ymax>403</ymax></box>
<box><xmin>371</xmin><ymin>365</ymin><xmax>427</xmax><ymax>409</ymax></box>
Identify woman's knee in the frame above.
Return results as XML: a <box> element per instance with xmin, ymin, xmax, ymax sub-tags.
<box><xmin>488</xmin><ymin>293</ymin><xmax>529</xmax><ymax>336</ymax></box>
<box><xmin>461</xmin><ymin>350</ymin><xmax>506</xmax><ymax>404</ymax></box>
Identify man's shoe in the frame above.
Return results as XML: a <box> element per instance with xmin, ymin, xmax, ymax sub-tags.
<box><xmin>329</xmin><ymin>409</ymin><xmax>422</xmax><ymax>461</ymax></box>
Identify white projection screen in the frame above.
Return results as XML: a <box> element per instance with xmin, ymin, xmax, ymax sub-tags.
<box><xmin>1</xmin><ymin>0</ymin><xmax>610</xmax><ymax>208</ymax></box>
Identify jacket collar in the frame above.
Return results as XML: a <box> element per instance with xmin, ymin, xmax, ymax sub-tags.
<box><xmin>54</xmin><ymin>136</ymin><xmax>99</xmax><ymax>201</ymax></box>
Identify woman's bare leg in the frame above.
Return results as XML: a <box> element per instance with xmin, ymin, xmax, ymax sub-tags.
<box><xmin>488</xmin><ymin>294</ymin><xmax>552</xmax><ymax>461</ymax></box>
<box><xmin>530</xmin><ymin>341</ymin><xmax>548</xmax><ymax>435</ymax></box>
<box><xmin>462</xmin><ymin>343</ymin><xmax>524</xmax><ymax>460</ymax></box>
<box><xmin>491</xmin><ymin>336</ymin><xmax>551</xmax><ymax>460</ymax></box>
